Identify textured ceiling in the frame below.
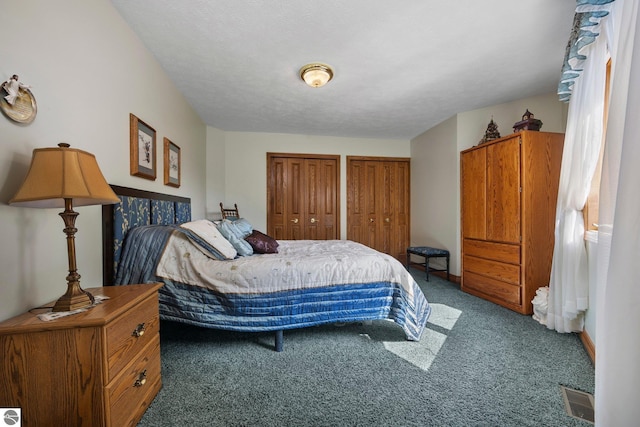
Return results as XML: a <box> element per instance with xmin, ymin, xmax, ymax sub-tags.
<box><xmin>110</xmin><ymin>0</ymin><xmax>576</xmax><ymax>140</ymax></box>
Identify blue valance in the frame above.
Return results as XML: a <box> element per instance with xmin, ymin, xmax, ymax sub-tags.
<box><xmin>558</xmin><ymin>0</ymin><xmax>615</xmax><ymax>102</ymax></box>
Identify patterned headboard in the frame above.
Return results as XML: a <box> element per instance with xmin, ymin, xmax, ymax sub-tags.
<box><xmin>102</xmin><ymin>185</ymin><xmax>191</xmax><ymax>286</ymax></box>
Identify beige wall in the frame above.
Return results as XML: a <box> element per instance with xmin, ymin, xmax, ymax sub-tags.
<box><xmin>456</xmin><ymin>93</ymin><xmax>569</xmax><ymax>152</ymax></box>
<box><xmin>0</xmin><ymin>0</ymin><xmax>206</xmax><ymax>321</ymax></box>
<box><xmin>411</xmin><ymin>92</ymin><xmax>569</xmax><ymax>276</ymax></box>
<box><xmin>219</xmin><ymin>132</ymin><xmax>411</xmax><ymax>238</ymax></box>
<box><xmin>206</xmin><ymin>126</ymin><xmax>227</xmax><ymax>219</ymax></box>
<box><xmin>409</xmin><ymin>115</ymin><xmax>460</xmax><ymax>271</ymax></box>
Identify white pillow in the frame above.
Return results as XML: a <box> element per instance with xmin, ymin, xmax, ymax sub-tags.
<box><xmin>180</xmin><ymin>219</ymin><xmax>237</xmax><ymax>260</ymax></box>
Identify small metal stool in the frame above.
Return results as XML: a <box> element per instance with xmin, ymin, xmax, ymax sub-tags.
<box><xmin>406</xmin><ymin>246</ymin><xmax>450</xmax><ymax>281</ymax></box>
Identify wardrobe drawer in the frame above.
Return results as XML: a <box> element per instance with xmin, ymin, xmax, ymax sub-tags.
<box><xmin>463</xmin><ymin>239</ymin><xmax>520</xmax><ymax>264</ymax></box>
<box><xmin>463</xmin><ymin>271</ymin><xmax>521</xmax><ymax>306</ymax></box>
<box><xmin>464</xmin><ymin>255</ymin><xmax>520</xmax><ymax>285</ymax></box>
<box><xmin>107</xmin><ymin>335</ymin><xmax>162</xmax><ymax>427</ymax></box>
<box><xmin>106</xmin><ymin>294</ymin><xmax>160</xmax><ymax>381</ymax></box>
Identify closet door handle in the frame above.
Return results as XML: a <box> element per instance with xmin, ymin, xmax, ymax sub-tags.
<box><xmin>290</xmin><ymin>218</ymin><xmax>299</xmax><ymax>224</ymax></box>
<box><xmin>369</xmin><ymin>218</ymin><xmax>375</xmax><ymax>223</ymax></box>
<box><xmin>385</xmin><ymin>218</ymin><xmax>390</xmax><ymax>223</ymax></box>
<box><xmin>310</xmin><ymin>218</ymin><xmax>319</xmax><ymax>224</ymax></box>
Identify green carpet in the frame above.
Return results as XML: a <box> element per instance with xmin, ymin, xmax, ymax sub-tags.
<box><xmin>138</xmin><ymin>270</ymin><xmax>594</xmax><ymax>426</ymax></box>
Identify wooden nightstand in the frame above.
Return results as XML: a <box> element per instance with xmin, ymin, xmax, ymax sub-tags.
<box><xmin>0</xmin><ymin>283</ymin><xmax>162</xmax><ymax>427</ymax></box>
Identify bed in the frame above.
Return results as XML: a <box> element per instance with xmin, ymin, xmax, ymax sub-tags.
<box><xmin>102</xmin><ymin>185</ymin><xmax>431</xmax><ymax>351</ymax></box>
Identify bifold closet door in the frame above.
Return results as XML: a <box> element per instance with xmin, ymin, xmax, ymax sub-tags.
<box><xmin>347</xmin><ymin>157</ymin><xmax>410</xmax><ymax>262</ymax></box>
<box><xmin>267</xmin><ymin>153</ymin><xmax>339</xmax><ymax>240</ymax></box>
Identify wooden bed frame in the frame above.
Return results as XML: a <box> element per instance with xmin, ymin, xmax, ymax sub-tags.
<box><xmin>101</xmin><ymin>185</ymin><xmax>285</xmax><ymax>351</ymax></box>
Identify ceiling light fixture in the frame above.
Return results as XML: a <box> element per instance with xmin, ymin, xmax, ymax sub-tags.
<box><xmin>299</xmin><ymin>63</ymin><xmax>333</xmax><ymax>88</ymax></box>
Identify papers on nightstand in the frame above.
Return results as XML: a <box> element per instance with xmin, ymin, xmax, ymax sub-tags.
<box><xmin>37</xmin><ymin>295</ymin><xmax>110</xmax><ymax>321</ymax></box>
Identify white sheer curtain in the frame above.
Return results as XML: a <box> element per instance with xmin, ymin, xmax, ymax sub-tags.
<box><xmin>547</xmin><ymin>24</ymin><xmax>609</xmax><ymax>333</ymax></box>
<box><xmin>595</xmin><ymin>0</ymin><xmax>640</xmax><ymax>424</ymax></box>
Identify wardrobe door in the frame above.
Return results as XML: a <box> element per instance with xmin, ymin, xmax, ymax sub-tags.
<box><xmin>486</xmin><ymin>137</ymin><xmax>521</xmax><ymax>244</ymax></box>
<box><xmin>461</xmin><ymin>147</ymin><xmax>487</xmax><ymax>240</ymax></box>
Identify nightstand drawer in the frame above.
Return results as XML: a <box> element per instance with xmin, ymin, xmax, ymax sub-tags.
<box><xmin>106</xmin><ymin>293</ymin><xmax>160</xmax><ymax>381</ymax></box>
<box><xmin>107</xmin><ymin>335</ymin><xmax>162</xmax><ymax>427</ymax></box>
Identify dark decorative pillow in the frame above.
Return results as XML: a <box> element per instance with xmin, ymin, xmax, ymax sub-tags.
<box><xmin>244</xmin><ymin>230</ymin><xmax>279</xmax><ymax>254</ymax></box>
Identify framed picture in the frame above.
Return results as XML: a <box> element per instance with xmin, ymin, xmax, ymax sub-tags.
<box><xmin>129</xmin><ymin>113</ymin><xmax>156</xmax><ymax>180</ymax></box>
<box><xmin>164</xmin><ymin>137</ymin><xmax>181</xmax><ymax>187</ymax></box>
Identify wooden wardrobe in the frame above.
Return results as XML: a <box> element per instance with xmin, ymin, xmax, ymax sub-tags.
<box><xmin>267</xmin><ymin>153</ymin><xmax>340</xmax><ymax>240</ymax></box>
<box><xmin>347</xmin><ymin>156</ymin><xmax>410</xmax><ymax>263</ymax></box>
<box><xmin>460</xmin><ymin>131</ymin><xmax>564</xmax><ymax>314</ymax></box>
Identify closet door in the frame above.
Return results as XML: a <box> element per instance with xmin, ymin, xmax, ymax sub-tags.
<box><xmin>286</xmin><ymin>157</ymin><xmax>305</xmax><ymax>240</ymax></box>
<box><xmin>267</xmin><ymin>153</ymin><xmax>339</xmax><ymax>240</ymax></box>
<box><xmin>267</xmin><ymin>156</ymin><xmax>292</xmax><ymax>240</ymax></box>
<box><xmin>304</xmin><ymin>158</ymin><xmax>339</xmax><ymax>240</ymax></box>
<box><xmin>391</xmin><ymin>160</ymin><xmax>411</xmax><ymax>261</ymax></box>
<box><xmin>347</xmin><ymin>159</ymin><xmax>378</xmax><ymax>248</ymax></box>
<box><xmin>347</xmin><ymin>157</ymin><xmax>410</xmax><ymax>262</ymax></box>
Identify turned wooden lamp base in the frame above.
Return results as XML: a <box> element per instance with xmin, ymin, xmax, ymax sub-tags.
<box><xmin>52</xmin><ymin>285</ymin><xmax>95</xmax><ymax>312</ymax></box>
<box><xmin>51</xmin><ymin>199</ymin><xmax>96</xmax><ymax>312</ymax></box>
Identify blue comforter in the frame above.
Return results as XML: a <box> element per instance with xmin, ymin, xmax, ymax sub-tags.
<box><xmin>115</xmin><ymin>225</ymin><xmax>431</xmax><ymax>341</ymax></box>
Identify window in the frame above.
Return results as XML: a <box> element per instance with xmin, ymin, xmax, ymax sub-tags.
<box><xmin>584</xmin><ymin>57</ymin><xmax>611</xmax><ymax>233</ymax></box>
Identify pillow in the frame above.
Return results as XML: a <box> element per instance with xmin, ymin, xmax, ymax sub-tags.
<box><xmin>217</xmin><ymin>218</ymin><xmax>254</xmax><ymax>256</ymax></box>
<box><xmin>244</xmin><ymin>230</ymin><xmax>279</xmax><ymax>254</ymax></box>
<box><xmin>180</xmin><ymin>219</ymin><xmax>237</xmax><ymax>260</ymax></box>
<box><xmin>232</xmin><ymin>218</ymin><xmax>253</xmax><ymax>236</ymax></box>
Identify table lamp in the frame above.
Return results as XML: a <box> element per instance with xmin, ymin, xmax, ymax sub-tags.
<box><xmin>10</xmin><ymin>143</ymin><xmax>120</xmax><ymax>312</ymax></box>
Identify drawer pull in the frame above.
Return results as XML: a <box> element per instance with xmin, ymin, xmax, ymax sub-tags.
<box><xmin>132</xmin><ymin>323</ymin><xmax>146</xmax><ymax>337</ymax></box>
<box><xmin>134</xmin><ymin>370</ymin><xmax>147</xmax><ymax>387</ymax></box>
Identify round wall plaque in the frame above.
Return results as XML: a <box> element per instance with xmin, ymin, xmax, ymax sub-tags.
<box><xmin>1</xmin><ymin>83</ymin><xmax>37</xmax><ymax>124</ymax></box>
